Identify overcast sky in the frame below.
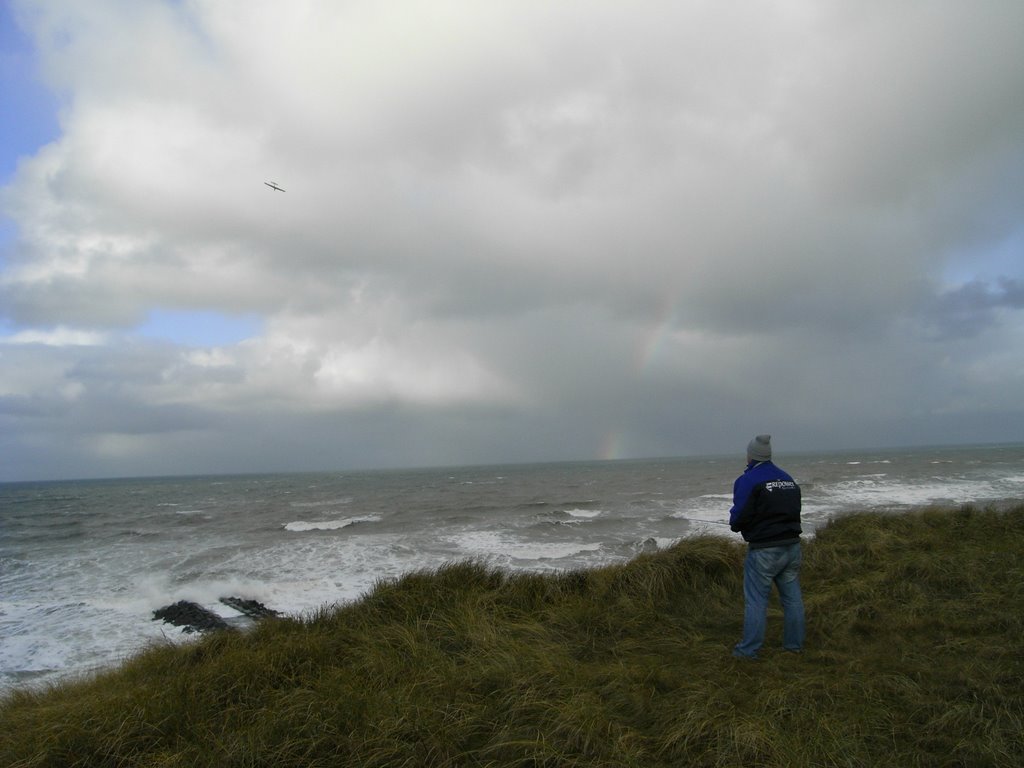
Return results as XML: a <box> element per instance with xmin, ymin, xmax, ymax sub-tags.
<box><xmin>2</xmin><ymin>0</ymin><xmax>1023</xmax><ymax>482</ymax></box>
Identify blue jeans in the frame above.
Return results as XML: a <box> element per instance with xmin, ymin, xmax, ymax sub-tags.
<box><xmin>734</xmin><ymin>542</ymin><xmax>804</xmax><ymax>658</ymax></box>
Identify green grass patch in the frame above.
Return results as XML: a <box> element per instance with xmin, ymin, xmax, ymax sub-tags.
<box><xmin>3</xmin><ymin>504</ymin><xmax>1023</xmax><ymax>767</ymax></box>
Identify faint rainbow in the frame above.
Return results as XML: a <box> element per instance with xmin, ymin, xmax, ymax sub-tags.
<box><xmin>635</xmin><ymin>293</ymin><xmax>681</xmax><ymax>374</ymax></box>
<box><xmin>599</xmin><ymin>430</ymin><xmax>626</xmax><ymax>462</ymax></box>
<box><xmin>600</xmin><ymin>295</ymin><xmax>684</xmax><ymax>461</ymax></box>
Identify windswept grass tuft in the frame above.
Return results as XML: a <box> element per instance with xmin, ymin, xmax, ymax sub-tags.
<box><xmin>3</xmin><ymin>504</ymin><xmax>1023</xmax><ymax>767</ymax></box>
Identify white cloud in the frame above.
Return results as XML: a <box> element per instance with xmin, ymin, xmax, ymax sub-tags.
<box><xmin>2</xmin><ymin>326</ymin><xmax>108</xmax><ymax>346</ymax></box>
<box><xmin>2</xmin><ymin>0</ymin><xmax>1023</xmax><ymax>480</ymax></box>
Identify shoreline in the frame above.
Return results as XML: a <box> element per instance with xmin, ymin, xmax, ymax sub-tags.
<box><xmin>4</xmin><ymin>502</ymin><xmax>1023</xmax><ymax>766</ymax></box>
<box><xmin>3</xmin><ymin>496</ymin><xmax>1022</xmax><ymax>696</ymax></box>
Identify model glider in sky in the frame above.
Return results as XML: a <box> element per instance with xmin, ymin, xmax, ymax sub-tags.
<box><xmin>264</xmin><ymin>181</ymin><xmax>286</xmax><ymax>192</ymax></box>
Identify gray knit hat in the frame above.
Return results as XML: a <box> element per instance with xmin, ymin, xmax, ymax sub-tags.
<box><xmin>747</xmin><ymin>434</ymin><xmax>772</xmax><ymax>462</ymax></box>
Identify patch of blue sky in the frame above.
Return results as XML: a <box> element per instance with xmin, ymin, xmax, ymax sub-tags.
<box><xmin>941</xmin><ymin>228</ymin><xmax>1024</xmax><ymax>288</ymax></box>
<box><xmin>0</xmin><ymin>3</ymin><xmax>61</xmax><ymax>183</ymax></box>
<box><xmin>138</xmin><ymin>310</ymin><xmax>264</xmax><ymax>347</ymax></box>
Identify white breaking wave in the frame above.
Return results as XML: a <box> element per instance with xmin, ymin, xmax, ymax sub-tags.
<box><xmin>283</xmin><ymin>515</ymin><xmax>381</xmax><ymax>532</ymax></box>
<box><xmin>816</xmin><ymin>476</ymin><xmax>1000</xmax><ymax>512</ymax></box>
<box><xmin>565</xmin><ymin>509</ymin><xmax>602</xmax><ymax>519</ymax></box>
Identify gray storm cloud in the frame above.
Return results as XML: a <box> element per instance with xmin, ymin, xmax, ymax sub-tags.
<box><xmin>1</xmin><ymin>0</ymin><xmax>1023</xmax><ymax>480</ymax></box>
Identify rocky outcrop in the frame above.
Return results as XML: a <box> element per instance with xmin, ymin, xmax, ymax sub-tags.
<box><xmin>152</xmin><ymin>601</ymin><xmax>230</xmax><ymax>633</ymax></box>
<box><xmin>153</xmin><ymin>596</ymin><xmax>279</xmax><ymax>633</ymax></box>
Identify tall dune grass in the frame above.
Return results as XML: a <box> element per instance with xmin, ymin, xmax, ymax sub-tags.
<box><xmin>3</xmin><ymin>504</ymin><xmax>1022</xmax><ymax>767</ymax></box>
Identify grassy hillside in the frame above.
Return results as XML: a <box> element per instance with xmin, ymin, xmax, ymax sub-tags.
<box><xmin>2</xmin><ymin>505</ymin><xmax>1023</xmax><ymax>767</ymax></box>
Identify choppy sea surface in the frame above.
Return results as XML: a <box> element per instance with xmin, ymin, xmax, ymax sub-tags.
<box><xmin>2</xmin><ymin>443</ymin><xmax>1023</xmax><ymax>692</ymax></box>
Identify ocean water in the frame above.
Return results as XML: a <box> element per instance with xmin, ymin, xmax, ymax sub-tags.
<box><xmin>2</xmin><ymin>443</ymin><xmax>1023</xmax><ymax>692</ymax></box>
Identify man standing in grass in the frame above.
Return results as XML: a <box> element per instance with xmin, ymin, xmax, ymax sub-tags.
<box><xmin>729</xmin><ymin>434</ymin><xmax>805</xmax><ymax>659</ymax></box>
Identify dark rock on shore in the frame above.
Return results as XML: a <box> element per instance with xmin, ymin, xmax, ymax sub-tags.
<box><xmin>153</xmin><ymin>597</ymin><xmax>280</xmax><ymax>634</ymax></box>
<box><xmin>152</xmin><ymin>601</ymin><xmax>230</xmax><ymax>634</ymax></box>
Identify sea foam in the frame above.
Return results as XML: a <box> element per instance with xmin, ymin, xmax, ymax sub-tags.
<box><xmin>283</xmin><ymin>515</ymin><xmax>381</xmax><ymax>532</ymax></box>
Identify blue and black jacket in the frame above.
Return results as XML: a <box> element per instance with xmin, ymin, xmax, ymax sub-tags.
<box><xmin>729</xmin><ymin>461</ymin><xmax>802</xmax><ymax>548</ymax></box>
